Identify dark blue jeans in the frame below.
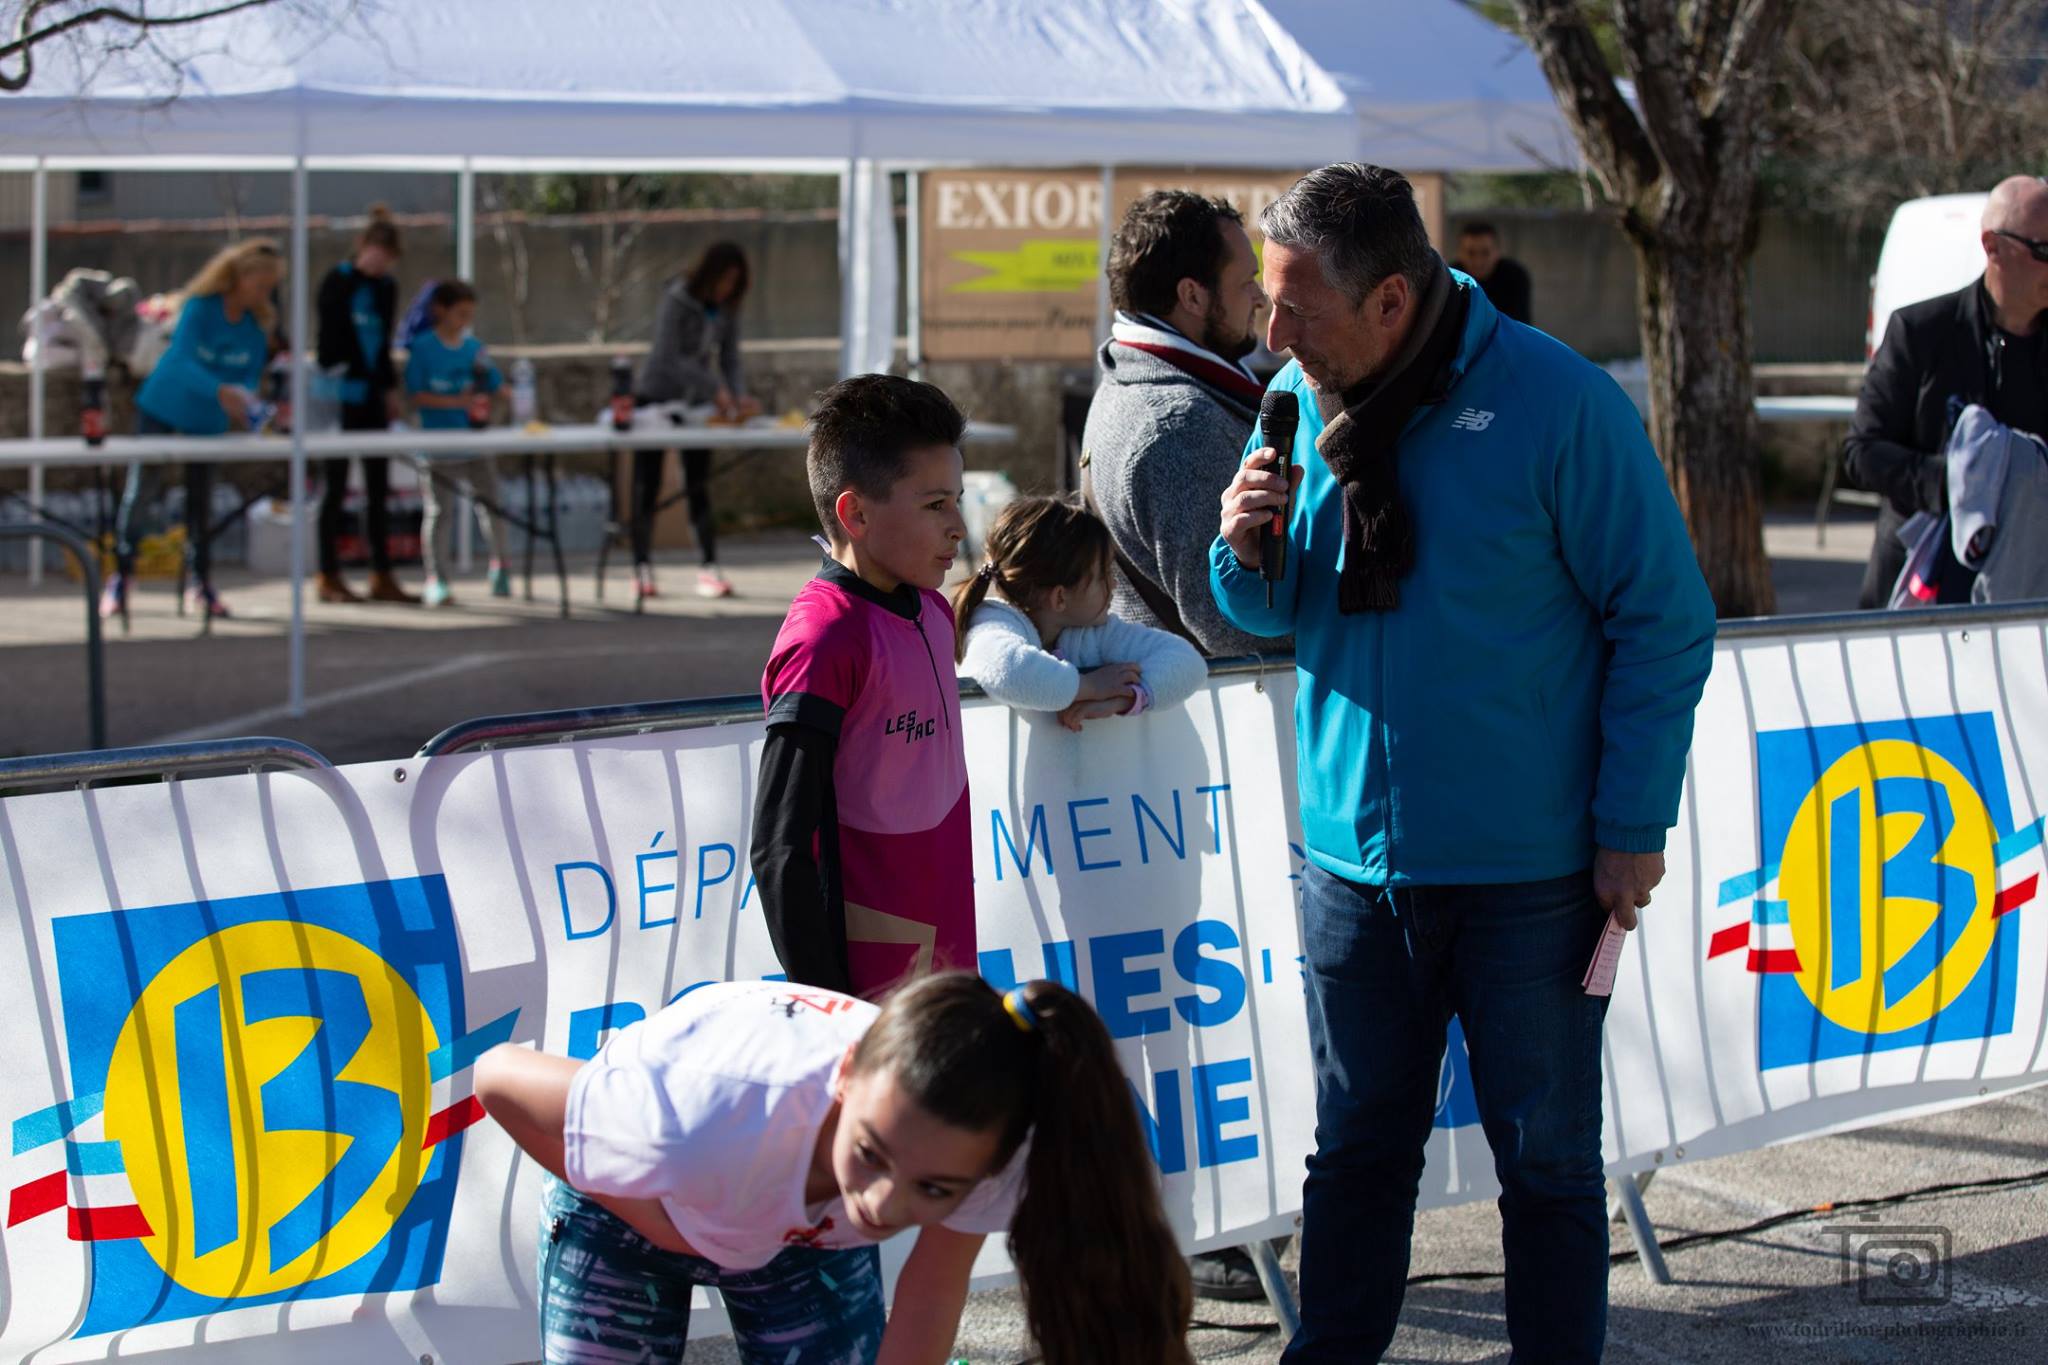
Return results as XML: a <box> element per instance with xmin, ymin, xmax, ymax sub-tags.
<box><xmin>1282</xmin><ymin>861</ymin><xmax>1612</xmax><ymax>1364</ymax></box>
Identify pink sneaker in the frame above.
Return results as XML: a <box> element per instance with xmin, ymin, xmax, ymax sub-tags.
<box><xmin>635</xmin><ymin>569</ymin><xmax>659</xmax><ymax>600</ymax></box>
<box><xmin>696</xmin><ymin>566</ymin><xmax>734</xmax><ymax>599</ymax></box>
<box><xmin>98</xmin><ymin>573</ymin><xmax>127</xmax><ymax>620</ymax></box>
<box><xmin>185</xmin><ymin>584</ymin><xmax>231</xmax><ymax>619</ymax></box>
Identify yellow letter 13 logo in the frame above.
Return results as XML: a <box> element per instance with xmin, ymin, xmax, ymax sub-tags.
<box><xmin>6</xmin><ymin>877</ymin><xmax>507</xmax><ymax>1336</ymax></box>
<box><xmin>1709</xmin><ymin>715</ymin><xmax>2036</xmax><ymax>1069</ymax></box>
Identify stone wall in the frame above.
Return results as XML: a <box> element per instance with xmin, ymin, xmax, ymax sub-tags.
<box><xmin>1447</xmin><ymin>209</ymin><xmax>1887</xmax><ymax>363</ymax></box>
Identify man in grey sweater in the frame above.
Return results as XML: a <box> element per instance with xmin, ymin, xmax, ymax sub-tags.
<box><xmin>1084</xmin><ymin>190</ymin><xmax>1291</xmax><ymax>659</ymax></box>
<box><xmin>1082</xmin><ymin>191</ymin><xmax>1290</xmax><ymax>1303</ymax></box>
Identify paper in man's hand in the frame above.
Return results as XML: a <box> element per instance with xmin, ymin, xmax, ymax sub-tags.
<box><xmin>1582</xmin><ymin>912</ymin><xmax>1629</xmax><ymax>997</ymax></box>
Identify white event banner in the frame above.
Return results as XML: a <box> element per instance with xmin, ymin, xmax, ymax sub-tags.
<box><xmin>2</xmin><ymin>610</ymin><xmax>2047</xmax><ymax>1361</ymax></box>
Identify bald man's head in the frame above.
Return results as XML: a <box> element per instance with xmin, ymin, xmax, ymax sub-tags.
<box><xmin>1982</xmin><ymin>176</ymin><xmax>2048</xmax><ymax>333</ymax></box>
<box><xmin>1984</xmin><ymin>176</ymin><xmax>2048</xmax><ymax>234</ymax></box>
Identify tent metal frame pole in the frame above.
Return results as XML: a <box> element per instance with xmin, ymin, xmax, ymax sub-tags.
<box><xmin>904</xmin><ymin>168</ymin><xmax>922</xmax><ymax>381</ymax></box>
<box><xmin>1093</xmin><ymin>164</ymin><xmax>1114</xmax><ymax>345</ymax></box>
<box><xmin>27</xmin><ymin>158</ymin><xmax>48</xmax><ymax>586</ymax></box>
<box><xmin>288</xmin><ymin>157</ymin><xmax>310</xmax><ymax>718</ymax></box>
<box><xmin>456</xmin><ymin>158</ymin><xmax>476</xmax><ymax>280</ymax></box>
<box><xmin>453</xmin><ymin>158</ymin><xmax>479</xmax><ymax>571</ymax></box>
<box><xmin>838</xmin><ymin>159</ymin><xmax>857</xmax><ymax>377</ymax></box>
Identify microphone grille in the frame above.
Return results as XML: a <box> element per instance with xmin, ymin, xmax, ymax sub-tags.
<box><xmin>1259</xmin><ymin>390</ymin><xmax>1299</xmax><ymax>443</ymax></box>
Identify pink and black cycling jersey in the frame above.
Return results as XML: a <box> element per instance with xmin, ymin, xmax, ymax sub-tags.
<box><xmin>750</xmin><ymin>558</ymin><xmax>974</xmax><ymax>997</ymax></box>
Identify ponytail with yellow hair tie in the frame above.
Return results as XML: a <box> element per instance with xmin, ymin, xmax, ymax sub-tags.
<box><xmin>1002</xmin><ymin>986</ymin><xmax>1040</xmax><ymax>1035</ymax></box>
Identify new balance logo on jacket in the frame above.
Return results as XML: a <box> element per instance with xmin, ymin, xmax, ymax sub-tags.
<box><xmin>1452</xmin><ymin>408</ymin><xmax>1495</xmax><ymax>432</ymax></box>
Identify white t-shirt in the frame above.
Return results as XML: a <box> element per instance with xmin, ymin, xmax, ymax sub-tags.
<box><xmin>562</xmin><ymin>979</ymin><xmax>1029</xmax><ymax>1270</ymax></box>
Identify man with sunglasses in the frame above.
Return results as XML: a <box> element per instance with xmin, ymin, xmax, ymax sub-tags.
<box><xmin>1846</xmin><ymin>175</ymin><xmax>2048</xmax><ymax>606</ymax></box>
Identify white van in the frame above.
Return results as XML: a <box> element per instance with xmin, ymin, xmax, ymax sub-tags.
<box><xmin>1866</xmin><ymin>192</ymin><xmax>1989</xmax><ymax>357</ymax></box>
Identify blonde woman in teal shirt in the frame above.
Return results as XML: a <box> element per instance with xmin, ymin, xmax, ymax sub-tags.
<box><xmin>103</xmin><ymin>238</ymin><xmax>282</xmax><ymax>621</ymax></box>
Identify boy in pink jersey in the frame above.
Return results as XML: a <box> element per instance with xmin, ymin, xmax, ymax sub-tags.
<box><xmin>751</xmin><ymin>375</ymin><xmax>973</xmax><ymax>997</ymax></box>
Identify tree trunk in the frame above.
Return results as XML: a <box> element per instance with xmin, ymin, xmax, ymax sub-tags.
<box><xmin>1631</xmin><ymin>231</ymin><xmax>1776</xmax><ymax>618</ymax></box>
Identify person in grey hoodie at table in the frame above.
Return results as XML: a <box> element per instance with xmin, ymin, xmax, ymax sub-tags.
<box><xmin>630</xmin><ymin>241</ymin><xmax>762</xmax><ymax>601</ymax></box>
<box><xmin>1082</xmin><ymin>190</ymin><xmax>1289</xmax><ymax>661</ymax></box>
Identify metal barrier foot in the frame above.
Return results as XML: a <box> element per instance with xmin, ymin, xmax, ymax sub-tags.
<box><xmin>1609</xmin><ymin>1168</ymin><xmax>1654</xmax><ymax>1223</ymax></box>
<box><xmin>1610</xmin><ymin>1173</ymin><xmax>1673</xmax><ymax>1285</ymax></box>
<box><xmin>1249</xmin><ymin>1238</ymin><xmax>1300</xmax><ymax>1341</ymax></box>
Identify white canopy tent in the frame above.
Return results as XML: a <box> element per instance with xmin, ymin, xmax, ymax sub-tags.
<box><xmin>0</xmin><ymin>0</ymin><xmax>1571</xmax><ymax>718</ymax></box>
<box><xmin>1259</xmin><ymin>0</ymin><xmax>1579</xmax><ymax>172</ymax></box>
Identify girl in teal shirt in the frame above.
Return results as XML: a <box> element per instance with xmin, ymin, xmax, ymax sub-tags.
<box><xmin>405</xmin><ymin>280</ymin><xmax>509</xmax><ymax>606</ymax></box>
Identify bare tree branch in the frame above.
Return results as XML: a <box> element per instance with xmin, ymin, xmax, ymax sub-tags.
<box><xmin>1614</xmin><ymin>0</ymin><xmax>1707</xmax><ymax>191</ymax></box>
<box><xmin>2</xmin><ymin>0</ymin><xmax>278</xmax><ymax>91</ymax></box>
<box><xmin>1689</xmin><ymin>0</ymin><xmax>1743</xmax><ymax>88</ymax></box>
<box><xmin>1516</xmin><ymin>0</ymin><xmax>1660</xmax><ymax>205</ymax></box>
<box><xmin>1708</xmin><ymin>0</ymin><xmax>1793</xmax><ymax>128</ymax></box>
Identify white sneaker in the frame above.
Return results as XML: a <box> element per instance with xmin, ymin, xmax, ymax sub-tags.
<box><xmin>696</xmin><ymin>566</ymin><xmax>734</xmax><ymax>599</ymax></box>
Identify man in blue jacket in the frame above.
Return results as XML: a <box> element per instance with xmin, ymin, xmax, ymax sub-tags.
<box><xmin>1213</xmin><ymin>164</ymin><xmax>1715</xmax><ymax>1362</ymax></box>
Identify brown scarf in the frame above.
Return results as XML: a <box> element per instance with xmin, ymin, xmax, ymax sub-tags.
<box><xmin>1314</xmin><ymin>258</ymin><xmax>1470</xmax><ymax>613</ymax></box>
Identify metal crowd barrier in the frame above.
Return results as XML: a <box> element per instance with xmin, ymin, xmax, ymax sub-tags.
<box><xmin>1715</xmin><ymin>598</ymin><xmax>2048</xmax><ymax>640</ymax></box>
<box><xmin>0</xmin><ymin>520</ymin><xmax>105</xmax><ymax>749</ymax></box>
<box><xmin>416</xmin><ymin>601</ymin><xmax>2048</xmax><ymax>759</ymax></box>
<box><xmin>0</xmin><ymin>737</ymin><xmax>333</xmax><ymax>795</ymax></box>
<box><xmin>413</xmin><ymin>654</ymin><xmax>1291</xmax><ymax>756</ymax></box>
<box><xmin>5</xmin><ymin>600</ymin><xmax>2043</xmax><ymax>1322</ymax></box>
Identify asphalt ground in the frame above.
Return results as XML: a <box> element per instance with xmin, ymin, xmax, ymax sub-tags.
<box><xmin>15</xmin><ymin>506</ymin><xmax>2044</xmax><ymax>1361</ymax></box>
<box><xmin>807</xmin><ymin>1083</ymin><xmax>2048</xmax><ymax>1364</ymax></box>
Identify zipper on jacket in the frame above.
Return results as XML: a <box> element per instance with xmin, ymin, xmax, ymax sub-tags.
<box><xmin>911</xmin><ymin>607</ymin><xmax>953</xmax><ymax>734</ymax></box>
<box><xmin>1376</xmin><ymin>611</ymin><xmax>1395</xmax><ymax>882</ymax></box>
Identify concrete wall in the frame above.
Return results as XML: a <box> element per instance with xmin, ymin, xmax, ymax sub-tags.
<box><xmin>0</xmin><ymin>211</ymin><xmax>862</xmax><ymax>347</ymax></box>
<box><xmin>4</xmin><ymin>189</ymin><xmax>1886</xmax><ymax>362</ymax></box>
<box><xmin>1448</xmin><ymin>209</ymin><xmax>1888</xmax><ymax>363</ymax></box>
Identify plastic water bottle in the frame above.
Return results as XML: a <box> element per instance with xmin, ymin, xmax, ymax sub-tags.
<box><xmin>266</xmin><ymin>357</ymin><xmax>293</xmax><ymax>434</ymax></box>
<box><xmin>511</xmin><ymin>356</ymin><xmax>538</xmax><ymax>426</ymax></box>
<box><xmin>609</xmin><ymin>356</ymin><xmax>634</xmax><ymax>432</ymax></box>
<box><xmin>79</xmin><ymin>361</ymin><xmax>106</xmax><ymax>446</ymax></box>
<box><xmin>468</xmin><ymin>360</ymin><xmax>493</xmax><ymax>430</ymax></box>
<box><xmin>230</xmin><ymin>385</ymin><xmax>274</xmax><ymax>434</ymax></box>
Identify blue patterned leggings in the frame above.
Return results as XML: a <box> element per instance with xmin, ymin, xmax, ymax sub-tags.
<box><xmin>538</xmin><ymin>1177</ymin><xmax>885</xmax><ymax>1364</ymax></box>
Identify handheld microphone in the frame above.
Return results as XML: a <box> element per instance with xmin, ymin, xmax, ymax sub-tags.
<box><xmin>1257</xmin><ymin>390</ymin><xmax>1299</xmax><ymax>608</ymax></box>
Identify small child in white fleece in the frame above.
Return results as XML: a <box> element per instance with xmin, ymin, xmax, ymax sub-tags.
<box><xmin>953</xmin><ymin>495</ymin><xmax>1206</xmax><ymax>731</ymax></box>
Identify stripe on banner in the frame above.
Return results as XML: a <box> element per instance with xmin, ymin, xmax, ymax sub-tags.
<box><xmin>427</xmin><ymin>1009</ymin><xmax>521</xmax><ymax>1083</ymax></box>
<box><xmin>1748</xmin><ymin>949</ymin><xmax>1802</xmax><ymax>974</ymax></box>
<box><xmin>1718</xmin><ymin>865</ymin><xmax>1778</xmax><ymax>906</ymax></box>
<box><xmin>423</xmin><ymin>1095</ymin><xmax>487</xmax><ymax>1150</ymax></box>
<box><xmin>6</xmin><ymin>1170</ymin><xmax>66</xmax><ymax>1226</ymax></box>
<box><xmin>64</xmin><ymin>1140</ymin><xmax>123</xmax><ymax>1177</ymax></box>
<box><xmin>1996</xmin><ymin>818</ymin><xmax>2046</xmax><ymax>862</ymax></box>
<box><xmin>1994</xmin><ymin>875</ymin><xmax>2038</xmax><ymax>918</ymax></box>
<box><xmin>68</xmin><ymin>1204</ymin><xmax>151</xmax><ymax>1241</ymax></box>
<box><xmin>12</xmin><ymin>1092</ymin><xmax>104</xmax><ymax>1156</ymax></box>
<box><xmin>1707</xmin><ymin>923</ymin><xmax>1750</xmax><ymax>959</ymax></box>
